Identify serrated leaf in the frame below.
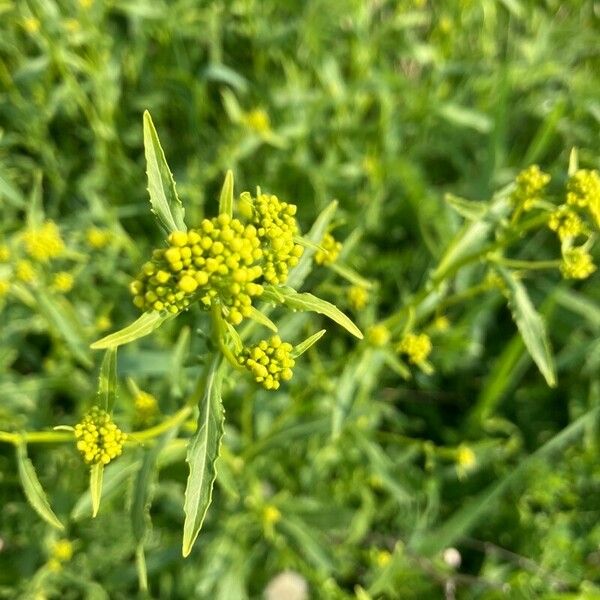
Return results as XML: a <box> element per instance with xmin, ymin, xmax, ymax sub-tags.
<box><xmin>498</xmin><ymin>268</ymin><xmax>556</xmax><ymax>387</ymax></box>
<box><xmin>292</xmin><ymin>329</ymin><xmax>326</xmax><ymax>357</ymax></box>
<box><xmin>97</xmin><ymin>348</ymin><xmax>117</xmax><ymax>411</ymax></box>
<box><xmin>91</xmin><ymin>312</ymin><xmax>173</xmax><ymax>350</ymax></box>
<box><xmin>16</xmin><ymin>444</ymin><xmax>64</xmax><ymax>530</ymax></box>
<box><xmin>218</xmin><ymin>170</ymin><xmax>234</xmax><ymax>217</ymax></box>
<box><xmin>90</xmin><ymin>462</ymin><xmax>104</xmax><ymax>518</ymax></box>
<box><xmin>263</xmin><ymin>286</ymin><xmax>363</xmax><ymax>339</ymax></box>
<box><xmin>444</xmin><ymin>193</ymin><xmax>488</xmax><ymax>220</ymax></box>
<box><xmin>182</xmin><ymin>358</ymin><xmax>225</xmax><ymax>557</ymax></box>
<box><xmin>247</xmin><ymin>306</ymin><xmax>278</xmax><ymax>332</ymax></box>
<box><xmin>143</xmin><ymin>110</ymin><xmax>186</xmax><ymax>234</ymax></box>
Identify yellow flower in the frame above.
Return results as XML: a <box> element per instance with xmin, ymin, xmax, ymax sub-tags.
<box><xmin>52</xmin><ymin>271</ymin><xmax>74</xmax><ymax>293</ymax></box>
<box><xmin>51</xmin><ymin>539</ymin><xmax>73</xmax><ymax>563</ymax></box>
<box><xmin>560</xmin><ymin>247</ymin><xmax>596</xmax><ymax>280</ymax></box>
<box><xmin>0</xmin><ymin>244</ymin><xmax>10</xmax><ymax>262</ymax></box>
<box><xmin>96</xmin><ymin>315</ymin><xmax>112</xmax><ymax>332</ymax></box>
<box><xmin>314</xmin><ymin>233</ymin><xmax>342</xmax><ymax>266</ymax></box>
<box><xmin>548</xmin><ymin>205</ymin><xmax>584</xmax><ymax>241</ymax></box>
<box><xmin>134</xmin><ymin>390</ymin><xmax>158</xmax><ymax>423</ymax></box>
<box><xmin>22</xmin><ymin>221</ymin><xmax>65</xmax><ymax>262</ymax></box>
<box><xmin>262</xmin><ymin>505</ymin><xmax>281</xmax><ymax>525</ymax></box>
<box><xmin>511</xmin><ymin>165</ymin><xmax>551</xmax><ymax>210</ymax></box>
<box><xmin>456</xmin><ymin>445</ymin><xmax>476</xmax><ymax>469</ymax></box>
<box><xmin>433</xmin><ymin>315</ymin><xmax>450</xmax><ymax>332</ymax></box>
<box><xmin>238</xmin><ymin>335</ymin><xmax>295</xmax><ymax>390</ymax></box>
<box><xmin>16</xmin><ymin>260</ymin><xmax>35</xmax><ymax>283</ymax></box>
<box><xmin>86</xmin><ymin>227</ymin><xmax>111</xmax><ymax>249</ymax></box>
<box><xmin>396</xmin><ymin>332</ymin><xmax>432</xmax><ymax>365</ymax></box>
<box><xmin>74</xmin><ymin>407</ymin><xmax>126</xmax><ymax>465</ymax></box>
<box><xmin>244</xmin><ymin>108</ymin><xmax>271</xmax><ymax>134</ymax></box>
<box><xmin>566</xmin><ymin>169</ymin><xmax>600</xmax><ymax>228</ymax></box>
<box><xmin>23</xmin><ymin>17</ymin><xmax>40</xmax><ymax>33</ymax></box>
<box><xmin>375</xmin><ymin>550</ymin><xmax>392</xmax><ymax>568</ymax></box>
<box><xmin>367</xmin><ymin>324</ymin><xmax>390</xmax><ymax>347</ymax></box>
<box><xmin>348</xmin><ymin>285</ymin><xmax>368</xmax><ymax>310</ymax></box>
<box><xmin>0</xmin><ymin>279</ymin><xmax>9</xmax><ymax>297</ymax></box>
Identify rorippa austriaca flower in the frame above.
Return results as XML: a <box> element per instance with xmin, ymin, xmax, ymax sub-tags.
<box><xmin>74</xmin><ymin>407</ymin><xmax>126</xmax><ymax>466</ymax></box>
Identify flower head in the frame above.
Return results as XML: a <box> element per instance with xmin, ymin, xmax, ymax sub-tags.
<box><xmin>314</xmin><ymin>232</ymin><xmax>342</xmax><ymax>266</ymax></box>
<box><xmin>560</xmin><ymin>247</ymin><xmax>596</xmax><ymax>280</ymax></box>
<box><xmin>511</xmin><ymin>165</ymin><xmax>551</xmax><ymax>210</ymax></box>
<box><xmin>238</xmin><ymin>335</ymin><xmax>295</xmax><ymax>390</ymax></box>
<box><xmin>86</xmin><ymin>227</ymin><xmax>111</xmax><ymax>249</ymax></box>
<box><xmin>22</xmin><ymin>220</ymin><xmax>65</xmax><ymax>262</ymax></box>
<box><xmin>15</xmin><ymin>259</ymin><xmax>35</xmax><ymax>283</ymax></box>
<box><xmin>74</xmin><ymin>407</ymin><xmax>126</xmax><ymax>465</ymax></box>
<box><xmin>348</xmin><ymin>285</ymin><xmax>368</xmax><ymax>310</ymax></box>
<box><xmin>244</xmin><ymin>108</ymin><xmax>271</xmax><ymax>134</ymax></box>
<box><xmin>548</xmin><ymin>205</ymin><xmax>584</xmax><ymax>241</ymax></box>
<box><xmin>367</xmin><ymin>324</ymin><xmax>390</xmax><ymax>347</ymax></box>
<box><xmin>397</xmin><ymin>332</ymin><xmax>432</xmax><ymax>364</ymax></box>
<box><xmin>566</xmin><ymin>169</ymin><xmax>600</xmax><ymax>228</ymax></box>
<box><xmin>52</xmin><ymin>271</ymin><xmax>74</xmax><ymax>293</ymax></box>
<box><xmin>134</xmin><ymin>389</ymin><xmax>158</xmax><ymax>423</ymax></box>
<box><xmin>51</xmin><ymin>539</ymin><xmax>74</xmax><ymax>563</ymax></box>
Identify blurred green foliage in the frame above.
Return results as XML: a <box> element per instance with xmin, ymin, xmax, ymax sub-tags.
<box><xmin>1</xmin><ymin>0</ymin><xmax>599</xmax><ymax>598</ymax></box>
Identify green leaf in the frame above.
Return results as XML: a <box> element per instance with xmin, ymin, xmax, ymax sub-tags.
<box><xmin>328</xmin><ymin>262</ymin><xmax>373</xmax><ymax>289</ymax></box>
<box><xmin>263</xmin><ymin>286</ymin><xmax>363</xmax><ymax>339</ymax></box>
<box><xmin>218</xmin><ymin>170</ymin><xmax>234</xmax><ymax>217</ymax></box>
<box><xmin>224</xmin><ymin>321</ymin><xmax>243</xmax><ymax>353</ymax></box>
<box><xmin>143</xmin><ymin>110</ymin><xmax>186</xmax><ymax>234</ymax></box>
<box><xmin>182</xmin><ymin>358</ymin><xmax>225</xmax><ymax>557</ymax></box>
<box><xmin>16</xmin><ymin>444</ymin><xmax>64</xmax><ymax>530</ymax></box>
<box><xmin>91</xmin><ymin>312</ymin><xmax>173</xmax><ymax>350</ymax></box>
<box><xmin>34</xmin><ymin>291</ymin><xmax>92</xmax><ymax>368</ymax></box>
<box><xmin>444</xmin><ymin>193</ymin><xmax>488</xmax><ymax>220</ymax></box>
<box><xmin>498</xmin><ymin>268</ymin><xmax>557</xmax><ymax>387</ymax></box>
<box><xmin>247</xmin><ymin>306</ymin><xmax>278</xmax><ymax>332</ymax></box>
<box><xmin>438</xmin><ymin>103</ymin><xmax>492</xmax><ymax>133</ymax></box>
<box><xmin>170</xmin><ymin>326</ymin><xmax>190</xmax><ymax>398</ymax></box>
<box><xmin>292</xmin><ymin>329</ymin><xmax>326</xmax><ymax>357</ymax></box>
<box><xmin>90</xmin><ymin>462</ymin><xmax>104</xmax><ymax>518</ymax></box>
<box><xmin>97</xmin><ymin>348</ymin><xmax>117</xmax><ymax>412</ymax></box>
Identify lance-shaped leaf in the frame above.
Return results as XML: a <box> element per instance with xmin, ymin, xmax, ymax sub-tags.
<box><xmin>247</xmin><ymin>306</ymin><xmax>278</xmax><ymax>332</ymax></box>
<box><xmin>16</xmin><ymin>444</ymin><xmax>64</xmax><ymax>530</ymax></box>
<box><xmin>90</xmin><ymin>462</ymin><xmax>104</xmax><ymax>518</ymax></box>
<box><xmin>97</xmin><ymin>348</ymin><xmax>117</xmax><ymax>411</ymax></box>
<box><xmin>444</xmin><ymin>193</ymin><xmax>488</xmax><ymax>220</ymax></box>
<box><xmin>91</xmin><ymin>312</ymin><xmax>173</xmax><ymax>350</ymax></box>
<box><xmin>143</xmin><ymin>110</ymin><xmax>186</xmax><ymax>234</ymax></box>
<box><xmin>182</xmin><ymin>358</ymin><xmax>225</xmax><ymax>557</ymax></box>
<box><xmin>292</xmin><ymin>329</ymin><xmax>326</xmax><ymax>358</ymax></box>
<box><xmin>218</xmin><ymin>170</ymin><xmax>234</xmax><ymax>217</ymax></box>
<box><xmin>498</xmin><ymin>267</ymin><xmax>557</xmax><ymax>387</ymax></box>
<box><xmin>263</xmin><ymin>286</ymin><xmax>363</xmax><ymax>339</ymax></box>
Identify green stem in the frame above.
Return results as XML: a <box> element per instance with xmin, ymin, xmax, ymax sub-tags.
<box><xmin>211</xmin><ymin>303</ymin><xmax>244</xmax><ymax>371</ymax></box>
<box><xmin>491</xmin><ymin>258</ymin><xmax>561</xmax><ymax>270</ymax></box>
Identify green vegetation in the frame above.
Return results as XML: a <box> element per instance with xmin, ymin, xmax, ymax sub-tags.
<box><xmin>1</xmin><ymin>1</ymin><xmax>599</xmax><ymax>598</ymax></box>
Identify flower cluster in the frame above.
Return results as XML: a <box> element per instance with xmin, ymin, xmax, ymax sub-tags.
<box><xmin>348</xmin><ymin>285</ymin><xmax>368</xmax><ymax>310</ymax></box>
<box><xmin>314</xmin><ymin>233</ymin><xmax>342</xmax><ymax>266</ymax></box>
<box><xmin>131</xmin><ymin>193</ymin><xmax>303</xmax><ymax>325</ymax></box>
<box><xmin>367</xmin><ymin>324</ymin><xmax>390</xmax><ymax>347</ymax></box>
<box><xmin>134</xmin><ymin>389</ymin><xmax>158</xmax><ymax>423</ymax></box>
<box><xmin>548</xmin><ymin>205</ymin><xmax>584</xmax><ymax>241</ymax></box>
<box><xmin>131</xmin><ymin>216</ymin><xmax>264</xmax><ymax>324</ymax></box>
<box><xmin>22</xmin><ymin>220</ymin><xmax>65</xmax><ymax>262</ymax></box>
<box><xmin>566</xmin><ymin>169</ymin><xmax>600</xmax><ymax>228</ymax></box>
<box><xmin>74</xmin><ymin>407</ymin><xmax>126</xmax><ymax>465</ymax></box>
<box><xmin>249</xmin><ymin>192</ymin><xmax>304</xmax><ymax>284</ymax></box>
<box><xmin>237</xmin><ymin>335</ymin><xmax>295</xmax><ymax>390</ymax></box>
<box><xmin>397</xmin><ymin>332</ymin><xmax>432</xmax><ymax>364</ymax></box>
<box><xmin>86</xmin><ymin>227</ymin><xmax>112</xmax><ymax>249</ymax></box>
<box><xmin>52</xmin><ymin>271</ymin><xmax>74</xmax><ymax>293</ymax></box>
<box><xmin>560</xmin><ymin>247</ymin><xmax>596</xmax><ymax>280</ymax></box>
<box><xmin>510</xmin><ymin>165</ymin><xmax>551</xmax><ymax>210</ymax></box>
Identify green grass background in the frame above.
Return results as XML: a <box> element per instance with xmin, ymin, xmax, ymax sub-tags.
<box><xmin>0</xmin><ymin>0</ymin><xmax>599</xmax><ymax>598</ymax></box>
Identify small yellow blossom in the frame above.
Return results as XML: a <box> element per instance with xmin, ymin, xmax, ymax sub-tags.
<box><xmin>23</xmin><ymin>17</ymin><xmax>40</xmax><ymax>33</ymax></box>
<box><xmin>560</xmin><ymin>247</ymin><xmax>596</xmax><ymax>280</ymax></box>
<box><xmin>566</xmin><ymin>169</ymin><xmax>600</xmax><ymax>228</ymax></box>
<box><xmin>263</xmin><ymin>505</ymin><xmax>281</xmax><ymax>525</ymax></box>
<box><xmin>548</xmin><ymin>205</ymin><xmax>584</xmax><ymax>241</ymax></box>
<box><xmin>51</xmin><ymin>539</ymin><xmax>73</xmax><ymax>563</ymax></box>
<box><xmin>0</xmin><ymin>244</ymin><xmax>10</xmax><ymax>262</ymax></box>
<box><xmin>86</xmin><ymin>227</ymin><xmax>111</xmax><ymax>249</ymax></box>
<box><xmin>367</xmin><ymin>324</ymin><xmax>390</xmax><ymax>347</ymax></box>
<box><xmin>244</xmin><ymin>108</ymin><xmax>271</xmax><ymax>134</ymax></box>
<box><xmin>456</xmin><ymin>445</ymin><xmax>476</xmax><ymax>480</ymax></box>
<box><xmin>134</xmin><ymin>390</ymin><xmax>158</xmax><ymax>423</ymax></box>
<box><xmin>74</xmin><ymin>407</ymin><xmax>126</xmax><ymax>465</ymax></box>
<box><xmin>397</xmin><ymin>332</ymin><xmax>432</xmax><ymax>365</ymax></box>
<box><xmin>238</xmin><ymin>335</ymin><xmax>295</xmax><ymax>390</ymax></box>
<box><xmin>96</xmin><ymin>315</ymin><xmax>112</xmax><ymax>332</ymax></box>
<box><xmin>0</xmin><ymin>279</ymin><xmax>9</xmax><ymax>297</ymax></box>
<box><xmin>348</xmin><ymin>285</ymin><xmax>368</xmax><ymax>310</ymax></box>
<box><xmin>22</xmin><ymin>221</ymin><xmax>65</xmax><ymax>262</ymax></box>
<box><xmin>376</xmin><ymin>550</ymin><xmax>392</xmax><ymax>568</ymax></box>
<box><xmin>433</xmin><ymin>315</ymin><xmax>450</xmax><ymax>332</ymax></box>
<box><xmin>16</xmin><ymin>260</ymin><xmax>35</xmax><ymax>283</ymax></box>
<box><xmin>52</xmin><ymin>271</ymin><xmax>74</xmax><ymax>293</ymax></box>
<box><xmin>315</xmin><ymin>233</ymin><xmax>342</xmax><ymax>266</ymax></box>
<box><xmin>511</xmin><ymin>165</ymin><xmax>551</xmax><ymax>210</ymax></box>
